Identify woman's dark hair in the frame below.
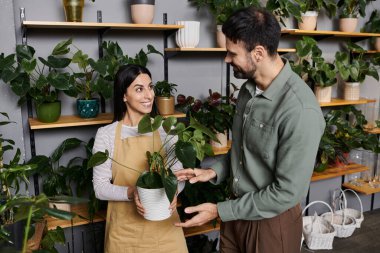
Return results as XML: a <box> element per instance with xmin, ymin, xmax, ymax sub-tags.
<box><xmin>222</xmin><ymin>6</ymin><xmax>281</xmax><ymax>57</ymax></box>
<box><xmin>113</xmin><ymin>64</ymin><xmax>152</xmax><ymax>122</ymax></box>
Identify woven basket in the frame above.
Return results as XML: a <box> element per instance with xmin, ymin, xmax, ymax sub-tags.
<box><xmin>335</xmin><ymin>189</ymin><xmax>364</xmax><ymax>228</ymax></box>
<box><xmin>302</xmin><ymin>201</ymin><xmax>336</xmax><ymax>250</ymax></box>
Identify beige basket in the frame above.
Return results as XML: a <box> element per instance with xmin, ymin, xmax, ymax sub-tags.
<box><xmin>302</xmin><ymin>201</ymin><xmax>336</xmax><ymax>250</ymax></box>
<box><xmin>335</xmin><ymin>189</ymin><xmax>364</xmax><ymax>228</ymax></box>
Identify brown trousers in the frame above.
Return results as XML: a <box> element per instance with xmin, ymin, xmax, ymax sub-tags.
<box><xmin>220</xmin><ymin>204</ymin><xmax>302</xmax><ymax>253</ymax></box>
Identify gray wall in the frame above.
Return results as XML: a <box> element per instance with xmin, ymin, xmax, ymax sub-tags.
<box><xmin>1</xmin><ymin>0</ymin><xmax>380</xmax><ymax>243</ymax></box>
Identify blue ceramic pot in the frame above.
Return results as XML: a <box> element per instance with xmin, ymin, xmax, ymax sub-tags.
<box><xmin>76</xmin><ymin>99</ymin><xmax>99</xmax><ymax>118</ymax></box>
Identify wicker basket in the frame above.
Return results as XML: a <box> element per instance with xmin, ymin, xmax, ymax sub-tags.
<box><xmin>302</xmin><ymin>201</ymin><xmax>336</xmax><ymax>250</ymax></box>
<box><xmin>335</xmin><ymin>189</ymin><xmax>364</xmax><ymax>228</ymax></box>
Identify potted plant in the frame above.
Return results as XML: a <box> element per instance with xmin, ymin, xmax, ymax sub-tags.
<box><xmin>0</xmin><ymin>40</ymin><xmax>74</xmax><ymax>123</ymax></box>
<box><xmin>337</xmin><ymin>0</ymin><xmax>375</xmax><ymax>32</ymax></box>
<box><xmin>294</xmin><ymin>0</ymin><xmax>337</xmax><ymax>30</ymax></box>
<box><xmin>130</xmin><ymin>0</ymin><xmax>155</xmax><ymax>24</ymax></box>
<box><xmin>89</xmin><ymin>114</ymin><xmax>217</xmax><ymax>220</ymax></box>
<box><xmin>362</xmin><ymin>10</ymin><xmax>380</xmax><ymax>51</ymax></box>
<box><xmin>335</xmin><ymin>42</ymin><xmax>379</xmax><ymax>100</ymax></box>
<box><xmin>265</xmin><ymin>0</ymin><xmax>301</xmax><ymax>28</ymax></box>
<box><xmin>191</xmin><ymin>88</ymin><xmax>238</xmax><ymax>148</ymax></box>
<box><xmin>62</xmin><ymin>0</ymin><xmax>95</xmax><ymax>22</ymax></box>
<box><xmin>190</xmin><ymin>0</ymin><xmax>261</xmax><ymax>47</ymax></box>
<box><xmin>154</xmin><ymin>80</ymin><xmax>177</xmax><ymax>115</ymax></box>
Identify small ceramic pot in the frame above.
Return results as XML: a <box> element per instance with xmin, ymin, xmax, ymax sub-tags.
<box><xmin>62</xmin><ymin>0</ymin><xmax>84</xmax><ymax>22</ymax></box>
<box><xmin>339</xmin><ymin>17</ymin><xmax>358</xmax><ymax>33</ymax></box>
<box><xmin>344</xmin><ymin>82</ymin><xmax>360</xmax><ymax>100</ymax></box>
<box><xmin>175</xmin><ymin>21</ymin><xmax>200</xmax><ymax>48</ymax></box>
<box><xmin>35</xmin><ymin>101</ymin><xmax>61</xmax><ymax>123</ymax></box>
<box><xmin>314</xmin><ymin>86</ymin><xmax>332</xmax><ymax>103</ymax></box>
<box><xmin>216</xmin><ymin>25</ymin><xmax>226</xmax><ymax>48</ymax></box>
<box><xmin>77</xmin><ymin>98</ymin><xmax>99</xmax><ymax>118</ymax></box>
<box><xmin>155</xmin><ymin>96</ymin><xmax>175</xmax><ymax>115</ymax></box>
<box><xmin>130</xmin><ymin>0</ymin><xmax>155</xmax><ymax>24</ymax></box>
<box><xmin>298</xmin><ymin>11</ymin><xmax>318</xmax><ymax>30</ymax></box>
<box><xmin>137</xmin><ymin>187</ymin><xmax>171</xmax><ymax>221</ymax></box>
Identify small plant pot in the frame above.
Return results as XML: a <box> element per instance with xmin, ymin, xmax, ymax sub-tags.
<box><xmin>136</xmin><ymin>187</ymin><xmax>171</xmax><ymax>221</ymax></box>
<box><xmin>344</xmin><ymin>82</ymin><xmax>360</xmax><ymax>100</ymax></box>
<box><xmin>62</xmin><ymin>0</ymin><xmax>84</xmax><ymax>22</ymax></box>
<box><xmin>130</xmin><ymin>0</ymin><xmax>155</xmax><ymax>24</ymax></box>
<box><xmin>216</xmin><ymin>25</ymin><xmax>226</xmax><ymax>48</ymax></box>
<box><xmin>175</xmin><ymin>21</ymin><xmax>200</xmax><ymax>48</ymax></box>
<box><xmin>49</xmin><ymin>202</ymin><xmax>72</xmax><ymax>212</ymax></box>
<box><xmin>339</xmin><ymin>18</ymin><xmax>358</xmax><ymax>33</ymax></box>
<box><xmin>210</xmin><ymin>131</ymin><xmax>228</xmax><ymax>148</ymax></box>
<box><xmin>375</xmin><ymin>37</ymin><xmax>380</xmax><ymax>51</ymax></box>
<box><xmin>314</xmin><ymin>86</ymin><xmax>332</xmax><ymax>103</ymax></box>
<box><xmin>156</xmin><ymin>96</ymin><xmax>175</xmax><ymax>115</ymax></box>
<box><xmin>298</xmin><ymin>11</ymin><xmax>318</xmax><ymax>30</ymax></box>
<box><xmin>77</xmin><ymin>98</ymin><xmax>99</xmax><ymax>118</ymax></box>
<box><xmin>35</xmin><ymin>101</ymin><xmax>61</xmax><ymax>123</ymax></box>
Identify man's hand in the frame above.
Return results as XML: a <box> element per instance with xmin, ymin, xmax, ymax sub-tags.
<box><xmin>175</xmin><ymin>168</ymin><xmax>217</xmax><ymax>183</ymax></box>
<box><xmin>174</xmin><ymin>203</ymin><xmax>218</xmax><ymax>228</ymax></box>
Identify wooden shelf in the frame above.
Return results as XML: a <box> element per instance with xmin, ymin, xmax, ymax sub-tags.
<box><xmin>212</xmin><ymin>140</ymin><xmax>231</xmax><ymax>155</ymax></box>
<box><xmin>319</xmin><ymin>98</ymin><xmax>376</xmax><ymax>107</ymax></box>
<box><xmin>311</xmin><ymin>163</ymin><xmax>368</xmax><ymax>182</ymax></box>
<box><xmin>162</xmin><ymin>111</ymin><xmax>186</xmax><ymax>118</ymax></box>
<box><xmin>46</xmin><ymin>204</ymin><xmax>106</xmax><ymax>230</ymax></box>
<box><xmin>22</xmin><ymin>21</ymin><xmax>183</xmax><ymax>30</ymax></box>
<box><xmin>281</xmin><ymin>29</ymin><xmax>380</xmax><ymax>38</ymax></box>
<box><xmin>343</xmin><ymin>181</ymin><xmax>380</xmax><ymax>195</ymax></box>
<box><xmin>164</xmin><ymin>48</ymin><xmax>296</xmax><ymax>53</ymax></box>
<box><xmin>183</xmin><ymin>219</ymin><xmax>221</xmax><ymax>237</ymax></box>
<box><xmin>29</xmin><ymin>113</ymin><xmax>113</xmax><ymax>130</ymax></box>
<box><xmin>365</xmin><ymin>128</ymin><xmax>380</xmax><ymax>134</ymax></box>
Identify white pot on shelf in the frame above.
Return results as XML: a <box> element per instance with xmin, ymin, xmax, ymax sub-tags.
<box><xmin>175</xmin><ymin>21</ymin><xmax>200</xmax><ymax>48</ymax></box>
<box><xmin>137</xmin><ymin>187</ymin><xmax>171</xmax><ymax>221</ymax></box>
<box><xmin>298</xmin><ymin>11</ymin><xmax>318</xmax><ymax>30</ymax></box>
<box><xmin>344</xmin><ymin>82</ymin><xmax>360</xmax><ymax>100</ymax></box>
<box><xmin>314</xmin><ymin>86</ymin><xmax>332</xmax><ymax>103</ymax></box>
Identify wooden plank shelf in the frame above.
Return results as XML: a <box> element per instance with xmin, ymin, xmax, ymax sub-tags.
<box><xmin>29</xmin><ymin>111</ymin><xmax>186</xmax><ymax>130</ymax></box>
<box><xmin>365</xmin><ymin>128</ymin><xmax>380</xmax><ymax>134</ymax></box>
<box><xmin>183</xmin><ymin>219</ymin><xmax>221</xmax><ymax>237</ymax></box>
<box><xmin>22</xmin><ymin>21</ymin><xmax>183</xmax><ymax>30</ymax></box>
<box><xmin>319</xmin><ymin>98</ymin><xmax>376</xmax><ymax>107</ymax></box>
<box><xmin>212</xmin><ymin>140</ymin><xmax>231</xmax><ymax>155</ymax></box>
<box><xmin>343</xmin><ymin>181</ymin><xmax>380</xmax><ymax>195</ymax></box>
<box><xmin>281</xmin><ymin>29</ymin><xmax>380</xmax><ymax>38</ymax></box>
<box><xmin>46</xmin><ymin>204</ymin><xmax>106</xmax><ymax>230</ymax></box>
<box><xmin>165</xmin><ymin>48</ymin><xmax>296</xmax><ymax>53</ymax></box>
<box><xmin>311</xmin><ymin>163</ymin><xmax>368</xmax><ymax>182</ymax></box>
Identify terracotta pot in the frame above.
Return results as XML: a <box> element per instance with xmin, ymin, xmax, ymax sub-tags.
<box><xmin>216</xmin><ymin>25</ymin><xmax>226</xmax><ymax>48</ymax></box>
<box><xmin>62</xmin><ymin>0</ymin><xmax>84</xmax><ymax>22</ymax></box>
<box><xmin>314</xmin><ymin>86</ymin><xmax>332</xmax><ymax>103</ymax></box>
<box><xmin>210</xmin><ymin>131</ymin><xmax>228</xmax><ymax>148</ymax></box>
<box><xmin>339</xmin><ymin>18</ymin><xmax>358</xmax><ymax>33</ymax></box>
<box><xmin>298</xmin><ymin>11</ymin><xmax>318</xmax><ymax>30</ymax></box>
<box><xmin>344</xmin><ymin>82</ymin><xmax>360</xmax><ymax>100</ymax></box>
<box><xmin>155</xmin><ymin>96</ymin><xmax>175</xmax><ymax>115</ymax></box>
<box><xmin>130</xmin><ymin>0</ymin><xmax>155</xmax><ymax>24</ymax></box>
<box><xmin>375</xmin><ymin>37</ymin><xmax>380</xmax><ymax>51</ymax></box>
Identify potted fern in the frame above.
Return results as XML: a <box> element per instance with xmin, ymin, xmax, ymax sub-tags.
<box><xmin>89</xmin><ymin>114</ymin><xmax>217</xmax><ymax>220</ymax></box>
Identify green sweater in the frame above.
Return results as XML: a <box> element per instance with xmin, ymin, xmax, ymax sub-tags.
<box><xmin>211</xmin><ymin>60</ymin><xmax>325</xmax><ymax>222</ymax></box>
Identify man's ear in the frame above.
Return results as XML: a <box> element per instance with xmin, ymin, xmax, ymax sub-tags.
<box><xmin>251</xmin><ymin>45</ymin><xmax>266</xmax><ymax>62</ymax></box>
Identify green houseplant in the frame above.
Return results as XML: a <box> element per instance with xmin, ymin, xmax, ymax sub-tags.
<box><xmin>154</xmin><ymin>80</ymin><xmax>177</xmax><ymax>115</ymax></box>
<box><xmin>335</xmin><ymin>42</ymin><xmax>379</xmax><ymax>100</ymax></box>
<box><xmin>89</xmin><ymin>114</ymin><xmax>217</xmax><ymax>220</ymax></box>
<box><xmin>294</xmin><ymin>0</ymin><xmax>336</xmax><ymax>30</ymax></box>
<box><xmin>337</xmin><ymin>0</ymin><xmax>376</xmax><ymax>32</ymax></box>
<box><xmin>265</xmin><ymin>0</ymin><xmax>301</xmax><ymax>28</ymax></box>
<box><xmin>362</xmin><ymin>10</ymin><xmax>380</xmax><ymax>50</ymax></box>
<box><xmin>0</xmin><ymin>40</ymin><xmax>74</xmax><ymax>123</ymax></box>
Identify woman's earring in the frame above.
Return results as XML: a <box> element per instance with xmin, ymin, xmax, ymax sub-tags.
<box><xmin>123</xmin><ymin>98</ymin><xmax>127</xmax><ymax>102</ymax></box>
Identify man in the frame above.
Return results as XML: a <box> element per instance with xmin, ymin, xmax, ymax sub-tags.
<box><xmin>175</xmin><ymin>6</ymin><xmax>325</xmax><ymax>253</ymax></box>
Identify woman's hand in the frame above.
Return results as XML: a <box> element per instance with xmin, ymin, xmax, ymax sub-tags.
<box><xmin>169</xmin><ymin>193</ymin><xmax>178</xmax><ymax>215</ymax></box>
<box><xmin>134</xmin><ymin>190</ymin><xmax>145</xmax><ymax>216</ymax></box>
<box><xmin>127</xmin><ymin>186</ymin><xmax>135</xmax><ymax>200</ymax></box>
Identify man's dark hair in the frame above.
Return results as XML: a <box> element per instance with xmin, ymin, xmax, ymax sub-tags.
<box><xmin>222</xmin><ymin>6</ymin><xmax>281</xmax><ymax>56</ymax></box>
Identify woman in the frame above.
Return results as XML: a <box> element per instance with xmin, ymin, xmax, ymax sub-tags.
<box><xmin>93</xmin><ymin>64</ymin><xmax>188</xmax><ymax>253</ymax></box>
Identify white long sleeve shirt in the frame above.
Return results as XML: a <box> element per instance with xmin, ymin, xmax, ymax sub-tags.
<box><xmin>93</xmin><ymin>121</ymin><xmax>184</xmax><ymax>201</ymax></box>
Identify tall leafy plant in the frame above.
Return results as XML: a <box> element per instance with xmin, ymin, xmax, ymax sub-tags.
<box><xmin>294</xmin><ymin>0</ymin><xmax>336</xmax><ymax>17</ymax></box>
<box><xmin>337</xmin><ymin>0</ymin><xmax>375</xmax><ymax>18</ymax></box>
<box><xmin>265</xmin><ymin>0</ymin><xmax>302</xmax><ymax>25</ymax></box>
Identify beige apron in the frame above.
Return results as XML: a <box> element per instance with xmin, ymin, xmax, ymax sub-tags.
<box><xmin>104</xmin><ymin>121</ymin><xmax>188</xmax><ymax>253</ymax></box>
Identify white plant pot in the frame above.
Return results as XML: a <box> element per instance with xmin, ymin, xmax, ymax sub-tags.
<box><xmin>344</xmin><ymin>82</ymin><xmax>360</xmax><ymax>100</ymax></box>
<box><xmin>314</xmin><ymin>86</ymin><xmax>332</xmax><ymax>103</ymax></box>
<box><xmin>137</xmin><ymin>187</ymin><xmax>171</xmax><ymax>221</ymax></box>
<box><xmin>175</xmin><ymin>21</ymin><xmax>200</xmax><ymax>48</ymax></box>
<box><xmin>216</xmin><ymin>25</ymin><xmax>226</xmax><ymax>48</ymax></box>
<box><xmin>49</xmin><ymin>202</ymin><xmax>71</xmax><ymax>212</ymax></box>
<box><xmin>339</xmin><ymin>18</ymin><xmax>358</xmax><ymax>33</ymax></box>
<box><xmin>298</xmin><ymin>11</ymin><xmax>318</xmax><ymax>30</ymax></box>
<box><xmin>210</xmin><ymin>131</ymin><xmax>228</xmax><ymax>148</ymax></box>
<box><xmin>131</xmin><ymin>4</ymin><xmax>155</xmax><ymax>24</ymax></box>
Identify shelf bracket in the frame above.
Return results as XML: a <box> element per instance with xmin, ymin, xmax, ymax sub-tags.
<box><xmin>97</xmin><ymin>10</ymin><xmax>106</xmax><ymax>113</ymax></box>
<box><xmin>20</xmin><ymin>8</ymin><xmax>27</xmax><ymax>45</ymax></box>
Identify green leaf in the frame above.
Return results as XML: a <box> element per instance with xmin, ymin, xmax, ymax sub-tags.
<box><xmin>190</xmin><ymin>117</ymin><xmax>218</xmax><ymax>142</ymax></box>
<box><xmin>52</xmin><ymin>38</ymin><xmax>73</xmax><ymax>55</ymax></box>
<box><xmin>16</xmin><ymin>44</ymin><xmax>35</xmax><ymax>60</ymax></box>
<box><xmin>87</xmin><ymin>150</ymin><xmax>109</xmax><ymax>168</ymax></box>
<box><xmin>42</xmin><ymin>207</ymin><xmax>76</xmax><ymax>220</ymax></box>
<box><xmin>138</xmin><ymin>114</ymin><xmax>163</xmax><ymax>134</ymax></box>
<box><xmin>41</xmin><ymin>226</ymin><xmax>66</xmax><ymax>250</ymax></box>
<box><xmin>175</xmin><ymin>140</ymin><xmax>197</xmax><ymax>168</ymax></box>
<box><xmin>162</xmin><ymin>117</ymin><xmax>177</xmax><ymax>133</ymax></box>
<box><xmin>161</xmin><ymin>169</ymin><xmax>177</xmax><ymax>203</ymax></box>
<box><xmin>136</xmin><ymin>171</ymin><xmax>163</xmax><ymax>189</ymax></box>
<box><xmin>42</xmin><ymin>56</ymin><xmax>71</xmax><ymax>69</ymax></box>
<box><xmin>51</xmin><ymin>138</ymin><xmax>83</xmax><ymax>162</ymax></box>
<box><xmin>20</xmin><ymin>58</ymin><xmax>36</xmax><ymax>74</ymax></box>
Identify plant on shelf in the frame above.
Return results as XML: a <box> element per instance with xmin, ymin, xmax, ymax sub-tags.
<box><xmin>154</xmin><ymin>80</ymin><xmax>177</xmax><ymax>115</ymax></box>
<box><xmin>89</xmin><ymin>114</ymin><xmax>217</xmax><ymax>219</ymax></box>
<box><xmin>335</xmin><ymin>42</ymin><xmax>379</xmax><ymax>100</ymax></box>
<box><xmin>265</xmin><ymin>0</ymin><xmax>302</xmax><ymax>27</ymax></box>
<box><xmin>361</xmin><ymin>10</ymin><xmax>380</xmax><ymax>50</ymax></box>
<box><xmin>293</xmin><ymin>0</ymin><xmax>336</xmax><ymax>30</ymax></box>
<box><xmin>0</xmin><ymin>40</ymin><xmax>73</xmax><ymax>123</ymax></box>
<box><xmin>337</xmin><ymin>0</ymin><xmax>375</xmax><ymax>32</ymax></box>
